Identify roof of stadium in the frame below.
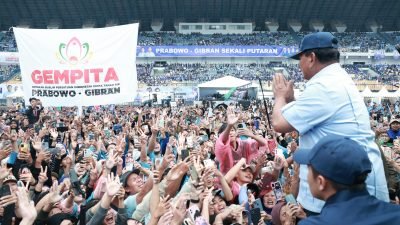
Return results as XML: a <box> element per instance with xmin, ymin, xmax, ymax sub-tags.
<box><xmin>0</xmin><ymin>0</ymin><xmax>399</xmax><ymax>31</ymax></box>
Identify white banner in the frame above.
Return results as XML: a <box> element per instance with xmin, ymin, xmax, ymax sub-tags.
<box><xmin>13</xmin><ymin>24</ymin><xmax>139</xmax><ymax>106</ymax></box>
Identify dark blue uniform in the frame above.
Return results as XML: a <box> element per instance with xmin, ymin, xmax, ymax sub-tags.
<box><xmin>299</xmin><ymin>189</ymin><xmax>400</xmax><ymax>225</ymax></box>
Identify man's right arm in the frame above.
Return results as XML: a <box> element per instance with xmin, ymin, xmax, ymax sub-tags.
<box><xmin>272</xmin><ymin>97</ymin><xmax>296</xmax><ymax>133</ymax></box>
<box><xmin>274</xmin><ymin>76</ymin><xmax>334</xmax><ymax>136</ymax></box>
<box><xmin>272</xmin><ymin>74</ymin><xmax>296</xmax><ymax>133</ymax></box>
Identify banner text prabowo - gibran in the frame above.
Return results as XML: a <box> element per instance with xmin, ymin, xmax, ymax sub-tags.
<box><xmin>13</xmin><ymin>24</ymin><xmax>139</xmax><ymax>106</ymax></box>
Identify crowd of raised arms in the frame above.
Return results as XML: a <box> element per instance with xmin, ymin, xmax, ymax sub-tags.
<box><xmin>0</xmin><ymin>94</ymin><xmax>398</xmax><ymax>225</ymax></box>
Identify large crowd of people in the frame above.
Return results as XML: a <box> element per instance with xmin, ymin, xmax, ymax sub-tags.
<box><xmin>2</xmin><ymin>63</ymin><xmax>400</xmax><ymax>87</ymax></box>
<box><xmin>1</xmin><ymin>31</ymin><xmax>399</xmax><ymax>53</ymax></box>
<box><xmin>138</xmin><ymin>32</ymin><xmax>299</xmax><ymax>47</ymax></box>
<box><xmin>136</xmin><ymin>31</ymin><xmax>395</xmax><ymax>53</ymax></box>
<box><xmin>0</xmin><ymin>87</ymin><xmax>399</xmax><ymax>225</ymax></box>
<box><xmin>136</xmin><ymin>63</ymin><xmax>400</xmax><ymax>86</ymax></box>
<box><xmin>0</xmin><ymin>65</ymin><xmax>19</xmax><ymax>83</ymax></box>
<box><xmin>326</xmin><ymin>32</ymin><xmax>387</xmax><ymax>52</ymax></box>
<box><xmin>0</xmin><ymin>29</ymin><xmax>399</xmax><ymax>225</ymax></box>
<box><xmin>0</xmin><ymin>30</ymin><xmax>17</xmax><ymax>52</ymax></box>
<box><xmin>138</xmin><ymin>63</ymin><xmax>276</xmax><ymax>86</ymax></box>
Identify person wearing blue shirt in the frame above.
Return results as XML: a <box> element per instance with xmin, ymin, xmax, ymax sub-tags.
<box><xmin>294</xmin><ymin>136</ymin><xmax>400</xmax><ymax>225</ymax></box>
<box><xmin>272</xmin><ymin>32</ymin><xmax>389</xmax><ymax>214</ymax></box>
<box><xmin>387</xmin><ymin>119</ymin><xmax>400</xmax><ymax>140</ymax></box>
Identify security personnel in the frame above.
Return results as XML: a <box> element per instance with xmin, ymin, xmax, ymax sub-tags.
<box><xmin>294</xmin><ymin>135</ymin><xmax>400</xmax><ymax>225</ymax></box>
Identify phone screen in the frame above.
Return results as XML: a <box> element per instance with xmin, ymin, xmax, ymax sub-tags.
<box><xmin>42</xmin><ymin>142</ymin><xmax>49</xmax><ymax>150</ymax></box>
<box><xmin>253</xmin><ymin>198</ymin><xmax>263</xmax><ymax>210</ymax></box>
<box><xmin>261</xmin><ymin>171</ymin><xmax>274</xmax><ymax>190</ymax></box>
<box><xmin>181</xmin><ymin>149</ymin><xmax>190</xmax><ymax>160</ymax></box>
<box><xmin>204</xmin><ymin>159</ymin><xmax>214</xmax><ymax>169</ymax></box>
<box><xmin>188</xmin><ymin>205</ymin><xmax>201</xmax><ymax>221</ymax></box>
<box><xmin>0</xmin><ymin>185</ymin><xmax>11</xmax><ymax>197</ymax></box>
<box><xmin>285</xmin><ymin>194</ymin><xmax>297</xmax><ymax>205</ymax></box>
<box><xmin>186</xmin><ymin>136</ymin><xmax>193</xmax><ymax>148</ymax></box>
<box><xmin>250</xmin><ymin>208</ymin><xmax>261</xmax><ymax>225</ymax></box>
<box><xmin>142</xmin><ymin>125</ymin><xmax>150</xmax><ymax>134</ymax></box>
<box><xmin>272</xmin><ymin>181</ymin><xmax>283</xmax><ymax>200</ymax></box>
<box><xmin>1</xmin><ymin>184</ymin><xmax>14</xmax><ymax>225</ymax></box>
<box><xmin>89</xmin><ymin>133</ymin><xmax>95</xmax><ymax>140</ymax></box>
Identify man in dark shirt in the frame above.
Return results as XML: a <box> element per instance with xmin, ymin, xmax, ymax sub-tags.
<box><xmin>294</xmin><ymin>135</ymin><xmax>400</xmax><ymax>225</ymax></box>
<box><xmin>25</xmin><ymin>97</ymin><xmax>43</xmax><ymax>125</ymax></box>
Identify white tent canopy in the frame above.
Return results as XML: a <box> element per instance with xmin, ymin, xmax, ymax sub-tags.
<box><xmin>395</xmin><ymin>88</ymin><xmax>400</xmax><ymax>97</ymax></box>
<box><xmin>361</xmin><ymin>86</ymin><xmax>375</xmax><ymax>97</ymax></box>
<box><xmin>198</xmin><ymin>76</ymin><xmax>251</xmax><ymax>88</ymax></box>
<box><xmin>378</xmin><ymin>86</ymin><xmax>391</xmax><ymax>97</ymax></box>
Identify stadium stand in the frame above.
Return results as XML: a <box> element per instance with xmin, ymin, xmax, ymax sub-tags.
<box><xmin>2</xmin><ymin>62</ymin><xmax>400</xmax><ymax>87</ymax></box>
<box><xmin>0</xmin><ymin>64</ymin><xmax>19</xmax><ymax>82</ymax></box>
<box><xmin>128</xmin><ymin>63</ymin><xmax>400</xmax><ymax>86</ymax></box>
<box><xmin>1</xmin><ymin>31</ymin><xmax>399</xmax><ymax>53</ymax></box>
<box><xmin>0</xmin><ymin>30</ymin><xmax>17</xmax><ymax>51</ymax></box>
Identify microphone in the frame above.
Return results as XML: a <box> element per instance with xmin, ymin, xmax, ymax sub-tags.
<box><xmin>396</xmin><ymin>44</ymin><xmax>400</xmax><ymax>54</ymax></box>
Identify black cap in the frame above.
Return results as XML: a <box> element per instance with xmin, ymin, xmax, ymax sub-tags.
<box><xmin>47</xmin><ymin>213</ymin><xmax>76</xmax><ymax>225</ymax></box>
<box><xmin>120</xmin><ymin>169</ymin><xmax>141</xmax><ymax>187</ymax></box>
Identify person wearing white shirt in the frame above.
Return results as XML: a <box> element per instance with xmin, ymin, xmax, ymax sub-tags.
<box><xmin>272</xmin><ymin>32</ymin><xmax>389</xmax><ymax>215</ymax></box>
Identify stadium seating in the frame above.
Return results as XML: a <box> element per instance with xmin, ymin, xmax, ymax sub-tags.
<box><xmin>2</xmin><ymin>63</ymin><xmax>399</xmax><ymax>86</ymax></box>
<box><xmin>136</xmin><ymin>63</ymin><xmax>399</xmax><ymax>86</ymax></box>
<box><xmin>0</xmin><ymin>64</ymin><xmax>19</xmax><ymax>82</ymax></box>
<box><xmin>1</xmin><ymin>30</ymin><xmax>399</xmax><ymax>88</ymax></box>
<box><xmin>0</xmin><ymin>30</ymin><xmax>17</xmax><ymax>52</ymax></box>
<box><xmin>1</xmin><ymin>31</ymin><xmax>398</xmax><ymax>52</ymax></box>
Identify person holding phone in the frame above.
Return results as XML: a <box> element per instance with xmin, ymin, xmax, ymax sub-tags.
<box><xmin>215</xmin><ymin>107</ymin><xmax>269</xmax><ymax>175</ymax></box>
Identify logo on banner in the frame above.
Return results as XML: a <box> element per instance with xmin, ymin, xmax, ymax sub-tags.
<box><xmin>56</xmin><ymin>37</ymin><xmax>92</xmax><ymax>65</ymax></box>
<box><xmin>30</xmin><ymin>36</ymin><xmax>118</xmax><ymax>86</ymax></box>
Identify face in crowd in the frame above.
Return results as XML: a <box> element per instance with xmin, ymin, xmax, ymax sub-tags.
<box><xmin>391</xmin><ymin>121</ymin><xmax>400</xmax><ymax>132</ymax></box>
<box><xmin>212</xmin><ymin>195</ymin><xmax>227</xmax><ymax>214</ymax></box>
<box><xmin>125</xmin><ymin>173</ymin><xmax>144</xmax><ymax>195</ymax></box>
<box><xmin>263</xmin><ymin>190</ymin><xmax>277</xmax><ymax>209</ymax></box>
<box><xmin>236</xmin><ymin>166</ymin><xmax>254</xmax><ymax>184</ymax></box>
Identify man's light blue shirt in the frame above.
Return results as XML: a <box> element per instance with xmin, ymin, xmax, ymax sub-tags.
<box><xmin>282</xmin><ymin>63</ymin><xmax>389</xmax><ymax>213</ymax></box>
